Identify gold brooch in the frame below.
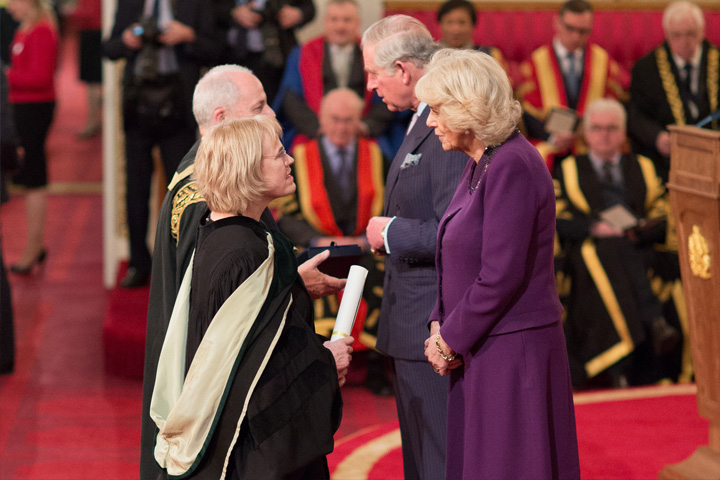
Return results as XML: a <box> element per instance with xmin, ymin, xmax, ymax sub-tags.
<box><xmin>688</xmin><ymin>224</ymin><xmax>711</xmax><ymax>279</ymax></box>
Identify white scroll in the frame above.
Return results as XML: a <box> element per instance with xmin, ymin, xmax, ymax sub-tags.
<box><xmin>330</xmin><ymin>265</ymin><xmax>368</xmax><ymax>341</ymax></box>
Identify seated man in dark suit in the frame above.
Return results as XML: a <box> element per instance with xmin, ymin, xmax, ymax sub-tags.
<box><xmin>628</xmin><ymin>0</ymin><xmax>720</xmax><ymax>184</ymax></box>
<box><xmin>277</xmin><ymin>88</ymin><xmax>392</xmax><ymax>395</ymax></box>
<box><xmin>555</xmin><ymin>98</ymin><xmax>684</xmax><ymax>389</ymax></box>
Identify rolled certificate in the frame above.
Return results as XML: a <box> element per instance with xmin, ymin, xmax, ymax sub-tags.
<box><xmin>331</xmin><ymin>265</ymin><xmax>368</xmax><ymax>341</ymax></box>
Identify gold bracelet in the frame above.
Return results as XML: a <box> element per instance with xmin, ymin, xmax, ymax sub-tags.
<box><xmin>435</xmin><ymin>333</ymin><xmax>457</xmax><ymax>362</ymax></box>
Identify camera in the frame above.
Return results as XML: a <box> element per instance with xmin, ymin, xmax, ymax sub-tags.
<box><xmin>134</xmin><ymin>15</ymin><xmax>162</xmax><ymax>44</ymax></box>
<box><xmin>133</xmin><ymin>15</ymin><xmax>163</xmax><ymax>82</ymax></box>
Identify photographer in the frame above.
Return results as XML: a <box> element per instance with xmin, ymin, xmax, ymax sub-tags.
<box><xmin>104</xmin><ymin>0</ymin><xmax>223</xmax><ymax>288</ymax></box>
<box><xmin>219</xmin><ymin>0</ymin><xmax>315</xmax><ymax>104</ymax></box>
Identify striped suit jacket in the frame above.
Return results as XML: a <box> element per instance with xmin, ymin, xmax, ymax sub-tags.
<box><xmin>375</xmin><ymin>107</ymin><xmax>467</xmax><ymax>361</ymax></box>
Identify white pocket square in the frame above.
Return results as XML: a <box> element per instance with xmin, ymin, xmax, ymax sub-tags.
<box><xmin>400</xmin><ymin>153</ymin><xmax>422</xmax><ymax>169</ymax></box>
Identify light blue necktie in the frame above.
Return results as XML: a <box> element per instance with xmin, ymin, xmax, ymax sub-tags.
<box><xmin>565</xmin><ymin>52</ymin><xmax>579</xmax><ymax>108</ymax></box>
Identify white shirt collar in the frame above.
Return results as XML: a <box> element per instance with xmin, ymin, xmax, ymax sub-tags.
<box><xmin>589</xmin><ymin>151</ymin><xmax>621</xmax><ymax>173</ymax></box>
<box><xmin>415</xmin><ymin>102</ymin><xmax>428</xmax><ymax>116</ymax></box>
<box><xmin>553</xmin><ymin>38</ymin><xmax>583</xmax><ymax>62</ymax></box>
<box><xmin>672</xmin><ymin>45</ymin><xmax>703</xmax><ymax>71</ymax></box>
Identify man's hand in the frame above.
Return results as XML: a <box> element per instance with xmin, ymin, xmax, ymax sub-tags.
<box><xmin>656</xmin><ymin>131</ymin><xmax>671</xmax><ymax>157</ymax></box>
<box><xmin>158</xmin><ymin>20</ymin><xmax>195</xmax><ymax>46</ymax></box>
<box><xmin>590</xmin><ymin>220</ymin><xmax>623</xmax><ymax>238</ymax></box>
<box><xmin>324</xmin><ymin>336</ymin><xmax>353</xmax><ymax>387</ymax></box>
<box><xmin>550</xmin><ymin>132</ymin><xmax>576</xmax><ymax>153</ymax></box>
<box><xmin>122</xmin><ymin>25</ymin><xmax>143</xmax><ymax>50</ymax></box>
<box><xmin>366</xmin><ymin>216</ymin><xmax>391</xmax><ymax>252</ymax></box>
<box><xmin>298</xmin><ymin>249</ymin><xmax>346</xmax><ymax>299</ymax></box>
<box><xmin>232</xmin><ymin>3</ymin><xmax>262</xmax><ymax>29</ymax></box>
<box><xmin>277</xmin><ymin>5</ymin><xmax>302</xmax><ymax>29</ymax></box>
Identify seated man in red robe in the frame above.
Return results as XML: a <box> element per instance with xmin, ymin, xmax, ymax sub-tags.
<box><xmin>516</xmin><ymin>0</ymin><xmax>629</xmax><ymax>171</ymax></box>
<box><xmin>277</xmin><ymin>88</ymin><xmax>392</xmax><ymax>395</ymax></box>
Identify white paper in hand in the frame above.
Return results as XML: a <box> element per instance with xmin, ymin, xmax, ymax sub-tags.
<box><xmin>331</xmin><ymin>265</ymin><xmax>368</xmax><ymax>341</ymax></box>
<box><xmin>600</xmin><ymin>204</ymin><xmax>638</xmax><ymax>231</ymax></box>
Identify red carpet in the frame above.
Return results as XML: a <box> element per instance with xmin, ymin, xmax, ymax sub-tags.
<box><xmin>325</xmin><ymin>385</ymin><xmax>707</xmax><ymax>480</ymax></box>
<box><xmin>102</xmin><ymin>263</ymin><xmax>149</xmax><ymax>378</ymax></box>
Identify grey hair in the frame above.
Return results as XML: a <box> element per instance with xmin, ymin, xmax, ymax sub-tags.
<box><xmin>327</xmin><ymin>0</ymin><xmax>358</xmax><ymax>8</ymax></box>
<box><xmin>583</xmin><ymin>98</ymin><xmax>627</xmax><ymax>129</ymax></box>
<box><xmin>662</xmin><ymin>1</ymin><xmax>705</xmax><ymax>32</ymax></box>
<box><xmin>361</xmin><ymin>15</ymin><xmax>438</xmax><ymax>72</ymax></box>
<box><xmin>415</xmin><ymin>48</ymin><xmax>521</xmax><ymax>147</ymax></box>
<box><xmin>192</xmin><ymin>65</ymin><xmax>253</xmax><ymax>130</ymax></box>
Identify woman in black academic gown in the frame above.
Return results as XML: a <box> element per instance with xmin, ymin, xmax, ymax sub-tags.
<box><xmin>150</xmin><ymin>116</ymin><xmax>342</xmax><ymax>480</ymax></box>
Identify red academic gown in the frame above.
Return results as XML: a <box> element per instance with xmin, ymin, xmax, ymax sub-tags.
<box><xmin>517</xmin><ymin>43</ymin><xmax>629</xmax><ymax>171</ymax></box>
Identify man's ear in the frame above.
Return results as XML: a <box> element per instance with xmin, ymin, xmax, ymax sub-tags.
<box><xmin>396</xmin><ymin>60</ymin><xmax>412</xmax><ymax>86</ymax></box>
<box><xmin>212</xmin><ymin>107</ymin><xmax>226</xmax><ymax>125</ymax></box>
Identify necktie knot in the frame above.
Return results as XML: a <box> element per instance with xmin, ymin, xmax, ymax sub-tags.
<box><xmin>683</xmin><ymin>63</ymin><xmax>693</xmax><ymax>78</ymax></box>
<box><xmin>335</xmin><ymin>147</ymin><xmax>353</xmax><ymax>200</ymax></box>
<box><xmin>602</xmin><ymin>161</ymin><xmax>614</xmax><ymax>185</ymax></box>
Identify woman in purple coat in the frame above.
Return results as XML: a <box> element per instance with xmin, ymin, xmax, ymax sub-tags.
<box><xmin>416</xmin><ymin>49</ymin><xmax>580</xmax><ymax>480</ymax></box>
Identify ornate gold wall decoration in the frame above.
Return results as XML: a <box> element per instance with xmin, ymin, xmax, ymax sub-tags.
<box><xmin>688</xmin><ymin>224</ymin><xmax>711</xmax><ymax>279</ymax></box>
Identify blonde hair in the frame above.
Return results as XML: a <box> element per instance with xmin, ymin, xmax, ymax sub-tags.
<box><xmin>415</xmin><ymin>48</ymin><xmax>521</xmax><ymax>146</ymax></box>
<box><xmin>27</xmin><ymin>0</ymin><xmax>57</xmax><ymax>27</ymax></box>
<box><xmin>194</xmin><ymin>116</ymin><xmax>282</xmax><ymax>214</ymax></box>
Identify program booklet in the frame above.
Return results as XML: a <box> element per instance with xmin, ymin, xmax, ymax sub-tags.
<box><xmin>544</xmin><ymin>107</ymin><xmax>579</xmax><ymax>135</ymax></box>
<box><xmin>599</xmin><ymin>204</ymin><xmax>638</xmax><ymax>231</ymax></box>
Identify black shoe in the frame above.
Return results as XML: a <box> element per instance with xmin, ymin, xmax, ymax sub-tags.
<box><xmin>120</xmin><ymin>267</ymin><xmax>149</xmax><ymax>289</ymax></box>
<box><xmin>651</xmin><ymin>317</ymin><xmax>680</xmax><ymax>356</ymax></box>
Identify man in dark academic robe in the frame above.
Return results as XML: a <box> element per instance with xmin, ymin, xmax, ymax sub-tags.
<box><xmin>555</xmin><ymin>98</ymin><xmax>685</xmax><ymax>389</ymax></box>
<box><xmin>627</xmin><ymin>1</ymin><xmax>719</xmax><ymax>183</ymax></box>
<box><xmin>139</xmin><ymin>65</ymin><xmax>349</xmax><ymax>480</ymax></box>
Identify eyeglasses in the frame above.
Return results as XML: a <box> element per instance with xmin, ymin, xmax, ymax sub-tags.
<box><xmin>667</xmin><ymin>29</ymin><xmax>701</xmax><ymax>41</ymax></box>
<box><xmin>559</xmin><ymin>18</ymin><xmax>592</xmax><ymax>36</ymax></box>
<box><xmin>586</xmin><ymin>124</ymin><xmax>621</xmax><ymax>133</ymax></box>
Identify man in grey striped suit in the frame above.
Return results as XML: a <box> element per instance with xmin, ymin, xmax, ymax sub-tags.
<box><xmin>362</xmin><ymin>15</ymin><xmax>468</xmax><ymax>480</ymax></box>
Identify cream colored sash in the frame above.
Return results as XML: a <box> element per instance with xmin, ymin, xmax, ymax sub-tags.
<box><xmin>150</xmin><ymin>233</ymin><xmax>290</xmax><ymax>477</ymax></box>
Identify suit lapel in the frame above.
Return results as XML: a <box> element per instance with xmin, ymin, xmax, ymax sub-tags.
<box><xmin>383</xmin><ymin>108</ymin><xmax>434</xmax><ymax>214</ymax></box>
<box><xmin>621</xmin><ymin>154</ymin><xmax>646</xmax><ymax>216</ymax></box>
